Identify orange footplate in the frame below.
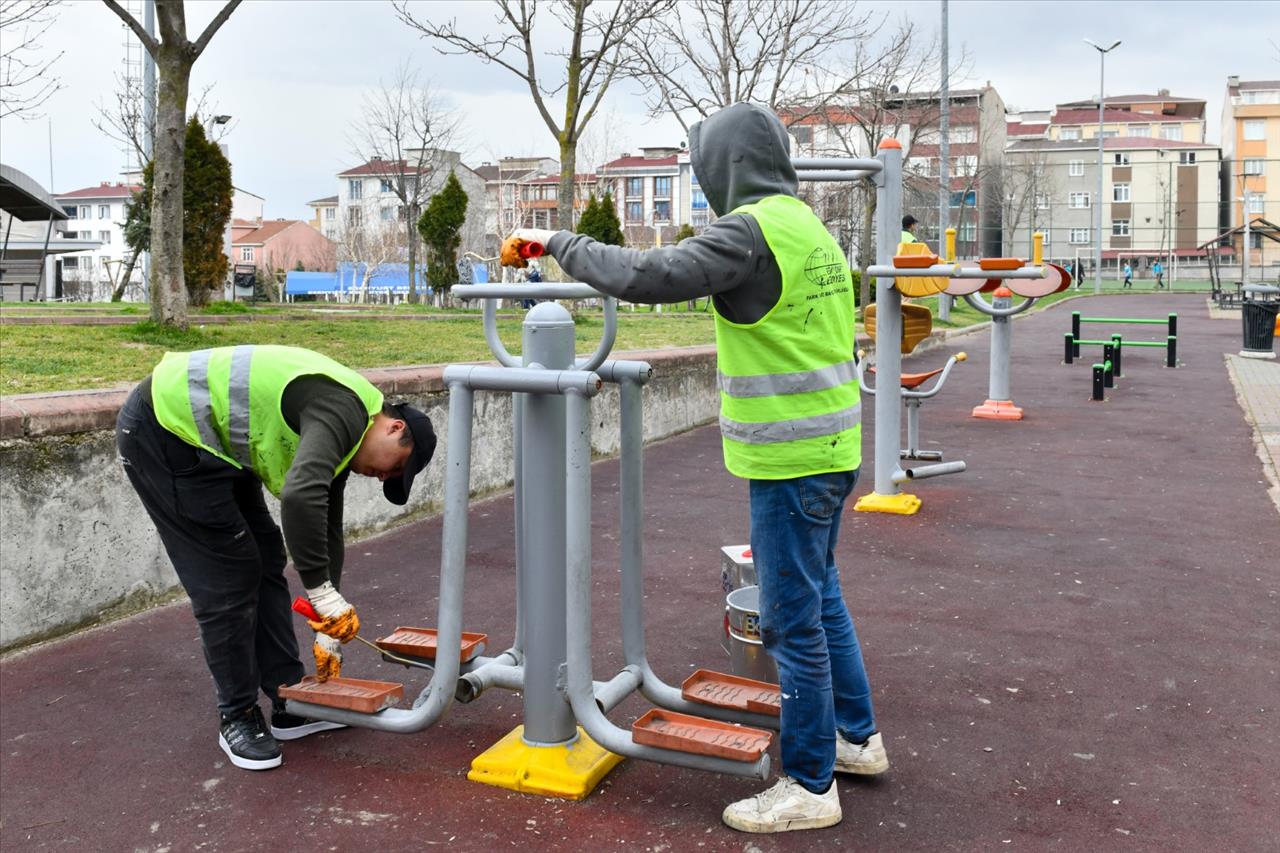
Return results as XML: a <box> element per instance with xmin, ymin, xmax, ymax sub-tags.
<box><xmin>376</xmin><ymin>627</ymin><xmax>488</xmax><ymax>662</ymax></box>
<box><xmin>632</xmin><ymin>708</ymin><xmax>772</xmax><ymax>761</ymax></box>
<box><xmin>278</xmin><ymin>676</ymin><xmax>403</xmax><ymax>714</ymax></box>
<box><xmin>682</xmin><ymin>669</ymin><xmax>781</xmax><ymax>716</ymax></box>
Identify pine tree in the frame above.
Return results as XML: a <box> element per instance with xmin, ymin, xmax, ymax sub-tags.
<box><xmin>674</xmin><ymin>223</ymin><xmax>696</xmax><ymax>242</ymax></box>
<box><xmin>123</xmin><ymin>117</ymin><xmax>232</xmax><ymax>307</ymax></box>
<box><xmin>417</xmin><ymin>172</ymin><xmax>469</xmax><ymax>293</ymax></box>
<box><xmin>577</xmin><ymin>192</ymin><xmax>624</xmax><ymax>246</ymax></box>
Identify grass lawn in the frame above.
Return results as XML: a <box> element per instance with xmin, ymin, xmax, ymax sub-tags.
<box><xmin>0</xmin><ymin>281</ymin><xmax>1206</xmax><ymax>395</ymax></box>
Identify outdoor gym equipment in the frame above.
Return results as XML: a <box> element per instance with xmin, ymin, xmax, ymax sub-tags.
<box><xmin>942</xmin><ymin>234</ymin><xmax>1072</xmax><ymax>421</ymax></box>
<box><xmin>854</xmin><ymin>338</ymin><xmax>968</xmax><ymax>466</ymax></box>
<box><xmin>1064</xmin><ymin>312</ymin><xmax>1179</xmax><ymax>370</ymax></box>
<box><xmin>814</xmin><ymin>140</ymin><xmax>1051</xmax><ymax>515</ymax></box>
<box><xmin>280</xmin><ymin>277</ymin><xmax>782</xmax><ymax>801</ymax></box>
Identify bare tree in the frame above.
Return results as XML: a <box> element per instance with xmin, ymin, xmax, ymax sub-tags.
<box><xmin>0</xmin><ymin>0</ymin><xmax>63</xmax><ymax>120</ymax></box>
<box><xmin>333</xmin><ymin>218</ymin><xmax>402</xmax><ymax>304</ymax></box>
<box><xmin>394</xmin><ymin>0</ymin><xmax>670</xmax><ymax>232</ymax></box>
<box><xmin>626</xmin><ymin>0</ymin><xmax>880</xmax><ymax>134</ymax></box>
<box><xmin>350</xmin><ymin>62</ymin><xmax>460</xmax><ymax>304</ymax></box>
<box><xmin>1000</xmin><ymin>149</ymin><xmax>1055</xmax><ymax>257</ymax></box>
<box><xmin>102</xmin><ymin>0</ymin><xmax>242</xmax><ymax>328</ymax></box>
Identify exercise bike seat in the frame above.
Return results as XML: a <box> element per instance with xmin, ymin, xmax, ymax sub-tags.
<box><xmin>866</xmin><ymin>365</ymin><xmax>946</xmax><ymax>390</ymax></box>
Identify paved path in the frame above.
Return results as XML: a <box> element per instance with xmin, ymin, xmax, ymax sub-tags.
<box><xmin>2</xmin><ymin>294</ymin><xmax>1276</xmax><ymax>852</ymax></box>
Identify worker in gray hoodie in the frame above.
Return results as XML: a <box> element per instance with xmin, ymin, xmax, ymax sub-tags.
<box><xmin>505</xmin><ymin>102</ymin><xmax>887</xmax><ymax>834</ymax></box>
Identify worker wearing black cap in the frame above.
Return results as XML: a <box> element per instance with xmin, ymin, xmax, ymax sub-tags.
<box><xmin>116</xmin><ymin>345</ymin><xmax>436</xmax><ymax>771</ymax></box>
<box><xmin>901</xmin><ymin>214</ymin><xmax>919</xmax><ymax>244</ymax></box>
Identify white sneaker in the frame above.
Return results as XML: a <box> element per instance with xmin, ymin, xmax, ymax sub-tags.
<box><xmin>722</xmin><ymin>776</ymin><xmax>842</xmax><ymax>833</ymax></box>
<box><xmin>835</xmin><ymin>731</ymin><xmax>889</xmax><ymax>775</ymax></box>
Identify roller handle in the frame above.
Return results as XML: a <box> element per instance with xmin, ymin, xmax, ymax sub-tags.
<box><xmin>518</xmin><ymin>240</ymin><xmax>544</xmax><ymax>260</ymax></box>
<box><xmin>292</xmin><ymin>596</ymin><xmax>322</xmax><ymax>622</ymax></box>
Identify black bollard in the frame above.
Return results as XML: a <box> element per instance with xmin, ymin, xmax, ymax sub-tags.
<box><xmin>1111</xmin><ymin>334</ymin><xmax>1123</xmax><ymax>377</ymax></box>
<box><xmin>1092</xmin><ymin>364</ymin><xmax>1105</xmax><ymax>401</ymax></box>
<box><xmin>1168</xmin><ymin>313</ymin><xmax>1177</xmax><ymax>338</ymax></box>
<box><xmin>1167</xmin><ymin>335</ymin><xmax>1177</xmax><ymax>368</ymax></box>
<box><xmin>1102</xmin><ymin>345</ymin><xmax>1115</xmax><ymax>388</ymax></box>
<box><xmin>1065</xmin><ymin>333</ymin><xmax>1075</xmax><ymax>364</ymax></box>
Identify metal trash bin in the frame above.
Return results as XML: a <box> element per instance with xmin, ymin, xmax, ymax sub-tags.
<box><xmin>1241</xmin><ymin>286</ymin><xmax>1280</xmax><ymax>359</ymax></box>
<box><xmin>725</xmin><ymin>585</ymin><xmax>778</xmax><ymax>684</ymax></box>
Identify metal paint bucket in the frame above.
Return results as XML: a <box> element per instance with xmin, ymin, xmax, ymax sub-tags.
<box><xmin>725</xmin><ymin>585</ymin><xmax>777</xmax><ymax>683</ymax></box>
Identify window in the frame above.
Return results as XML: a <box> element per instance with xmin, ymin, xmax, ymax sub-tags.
<box><xmin>348</xmin><ymin>179</ymin><xmax>363</xmax><ymax>200</ymax></box>
<box><xmin>1129</xmin><ymin>124</ymin><xmax>1149</xmax><ymax>137</ymax></box>
<box><xmin>1160</xmin><ymin>125</ymin><xmax>1183</xmax><ymax>141</ymax></box>
<box><xmin>1100</xmin><ymin>130</ymin><xmax>1119</xmax><ymax>138</ymax></box>
<box><xmin>79</xmin><ymin>205</ymin><xmax>91</xmax><ymax>219</ymax></box>
<box><xmin>1113</xmin><ymin>153</ymin><xmax>1130</xmax><ymax>166</ymax></box>
<box><xmin>950</xmin><ymin>126</ymin><xmax>977</xmax><ymax>143</ymax></box>
<box><xmin>99</xmin><ymin>230</ymin><xmax>111</xmax><ymax>244</ymax></box>
<box><xmin>98</xmin><ymin>204</ymin><xmax>111</xmax><ymax>218</ymax></box>
<box><xmin>958</xmin><ymin>221</ymin><xmax>977</xmax><ymax>242</ymax></box>
<box><xmin>62</xmin><ymin>205</ymin><xmax>77</xmax><ymax>218</ymax></box>
<box><xmin>380</xmin><ymin>179</ymin><xmax>395</xmax><ymax>193</ymax></box>
<box><xmin>1179</xmin><ymin>151</ymin><xmax>1196</xmax><ymax>165</ymax></box>
<box><xmin>1113</xmin><ymin>183</ymin><xmax>1130</xmax><ymax>202</ymax></box>
<box><xmin>654</xmin><ymin>176</ymin><xmax>672</xmax><ymax>198</ymax></box>
<box><xmin>381</xmin><ymin>206</ymin><xmax>395</xmax><ymax>221</ymax></box>
<box><xmin>1068</xmin><ymin>160</ymin><xmax>1084</xmax><ymax>177</ymax></box>
<box><xmin>1040</xmin><ymin>230</ymin><xmax>1051</xmax><ymax>245</ymax></box>
<box><xmin>1034</xmin><ymin>192</ymin><xmax>1050</xmax><ymax>210</ymax></box>
<box><xmin>654</xmin><ymin>200</ymin><xmax>671</xmax><ymax>222</ymax></box>
<box><xmin>1068</xmin><ymin>192</ymin><xmax>1091</xmax><ymax>209</ymax></box>
<box><xmin>324</xmin><ymin>207</ymin><xmax>336</xmax><ymax>220</ymax></box>
<box><xmin>949</xmin><ymin>190</ymin><xmax>976</xmax><ymax>207</ymax></box>
<box><xmin>625</xmin><ymin>201</ymin><xmax>643</xmax><ymax>222</ymax></box>
<box><xmin>1243</xmin><ymin>120</ymin><xmax>1265</xmax><ymax>141</ymax></box>
<box><xmin>1060</xmin><ymin>127</ymin><xmax>1081</xmax><ymax>141</ymax></box>
<box><xmin>1243</xmin><ymin>158</ymin><xmax>1264</xmax><ymax>175</ymax></box>
<box><xmin>347</xmin><ymin>207</ymin><xmax>362</xmax><ymax>226</ymax></box>
<box><xmin>1111</xmin><ymin>219</ymin><xmax>1130</xmax><ymax>237</ymax></box>
<box><xmin>626</xmin><ymin>177</ymin><xmax>643</xmax><ymax>198</ymax></box>
<box><xmin>691</xmin><ymin>189</ymin><xmax>708</xmax><ymax>210</ymax></box>
<box><xmin>691</xmin><ymin>211</ymin><xmax>709</xmax><ymax>227</ymax></box>
<box><xmin>81</xmin><ymin>255</ymin><xmax>94</xmax><ymax>270</ymax></box>
<box><xmin>240</xmin><ymin>246</ymin><xmax>254</xmax><ymax>261</ymax></box>
<box><xmin>1070</xmin><ymin>228</ymin><xmax>1091</xmax><ymax>244</ymax></box>
<box><xmin>790</xmin><ymin>125</ymin><xmax>813</xmax><ymax>145</ymax></box>
<box><xmin>952</xmin><ymin>155</ymin><xmax>978</xmax><ymax>177</ymax></box>
<box><xmin>1247</xmin><ymin>194</ymin><xmax>1265</xmax><ymax>214</ymax></box>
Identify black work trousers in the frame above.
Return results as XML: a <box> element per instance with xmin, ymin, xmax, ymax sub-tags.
<box><xmin>116</xmin><ymin>384</ymin><xmax>304</xmax><ymax>716</ymax></box>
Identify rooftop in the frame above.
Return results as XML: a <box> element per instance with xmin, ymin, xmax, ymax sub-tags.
<box><xmin>232</xmin><ymin>219</ymin><xmax>305</xmax><ymax>245</ymax></box>
<box><xmin>1052</xmin><ymin>108</ymin><xmax>1185</xmax><ymax>125</ymax></box>
<box><xmin>1007</xmin><ymin>136</ymin><xmax>1218</xmax><ymax>153</ymax></box>
<box><xmin>55</xmin><ymin>182</ymin><xmax>142</xmax><ymax>200</ymax></box>
<box><xmin>307</xmin><ymin>195</ymin><xmax>339</xmax><ymax>206</ymax></box>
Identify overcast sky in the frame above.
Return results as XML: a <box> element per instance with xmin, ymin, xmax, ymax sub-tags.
<box><xmin>3</xmin><ymin>0</ymin><xmax>1278</xmax><ymax>219</ymax></box>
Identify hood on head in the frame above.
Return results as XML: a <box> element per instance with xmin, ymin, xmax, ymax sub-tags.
<box><xmin>689</xmin><ymin>102</ymin><xmax>798</xmax><ymax>217</ymax></box>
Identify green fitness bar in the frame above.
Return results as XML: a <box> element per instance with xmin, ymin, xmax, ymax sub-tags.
<box><xmin>1079</xmin><ymin>317</ymin><xmax>1171</xmax><ymax>325</ymax></box>
<box><xmin>1074</xmin><ymin>338</ymin><xmax>1170</xmax><ymax>347</ymax></box>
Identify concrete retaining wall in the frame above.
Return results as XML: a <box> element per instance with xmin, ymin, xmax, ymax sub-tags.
<box><xmin>0</xmin><ymin>347</ymin><xmax>719</xmax><ymax>651</ymax></box>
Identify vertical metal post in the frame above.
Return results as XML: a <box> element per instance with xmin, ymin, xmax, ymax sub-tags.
<box><xmin>1102</xmin><ymin>345</ymin><xmax>1115</xmax><ymax>388</ymax></box>
<box><xmin>873</xmin><ymin>143</ymin><xmax>904</xmax><ymax>497</ymax></box>
<box><xmin>937</xmin><ymin>0</ymin><xmax>951</xmax><ymax>322</ymax></box>
<box><xmin>1110</xmin><ymin>334</ymin><xmax>1123</xmax><ymax>377</ymax></box>
<box><xmin>1168</xmin><ymin>313</ymin><xmax>1177</xmax><ymax>338</ymax></box>
<box><xmin>1072</xmin><ymin>311</ymin><xmax>1081</xmax><ymax>342</ymax></box>
<box><xmin>1166</xmin><ymin>336</ymin><xmax>1177</xmax><ymax>368</ymax></box>
<box><xmin>988</xmin><ymin>291</ymin><xmax>1013</xmax><ymax>401</ymax></box>
<box><xmin>1094</xmin><ymin>52</ymin><xmax>1105</xmax><ymax>294</ymax></box>
<box><xmin>142</xmin><ymin>0</ymin><xmax>156</xmax><ymax>297</ymax></box>
<box><xmin>1092</xmin><ymin>364</ymin><xmax>1105</xmax><ymax>401</ymax></box>
<box><xmin>1064</xmin><ymin>333</ymin><xmax>1075</xmax><ymax>364</ymax></box>
<box><xmin>618</xmin><ymin>378</ymin><xmax>646</xmax><ymax>665</ymax></box>
<box><xmin>519</xmin><ymin>303</ymin><xmax>576</xmax><ymax>746</ymax></box>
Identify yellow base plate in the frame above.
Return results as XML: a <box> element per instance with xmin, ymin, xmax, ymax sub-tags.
<box><xmin>853</xmin><ymin>491</ymin><xmax>922</xmax><ymax>515</ymax></box>
<box><xmin>467</xmin><ymin>725</ymin><xmax>624</xmax><ymax>800</ymax></box>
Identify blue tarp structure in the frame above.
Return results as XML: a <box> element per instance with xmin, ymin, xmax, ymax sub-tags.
<box><xmin>285</xmin><ymin>263</ymin><xmax>428</xmax><ymax>296</ymax></box>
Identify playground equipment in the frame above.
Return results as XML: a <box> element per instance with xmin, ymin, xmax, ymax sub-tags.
<box><xmin>282</xmin><ymin>280</ymin><xmax>783</xmax><ymax>800</ymax></box>
<box><xmin>809</xmin><ymin>140</ymin><xmax>1051</xmax><ymax>514</ymax></box>
<box><xmin>941</xmin><ymin>234</ymin><xmax>1072</xmax><ymax>421</ymax></box>
<box><xmin>854</xmin><ymin>341</ymin><xmax>968</xmax><ymax>464</ymax></box>
<box><xmin>1064</xmin><ymin>312</ymin><xmax>1179</xmax><ymax>370</ymax></box>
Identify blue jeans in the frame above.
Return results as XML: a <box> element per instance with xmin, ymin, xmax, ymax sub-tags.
<box><xmin>750</xmin><ymin>469</ymin><xmax>876</xmax><ymax>793</ymax></box>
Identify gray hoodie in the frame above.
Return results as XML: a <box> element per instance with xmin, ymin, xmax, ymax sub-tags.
<box><xmin>546</xmin><ymin>102</ymin><xmax>795</xmax><ymax>324</ymax></box>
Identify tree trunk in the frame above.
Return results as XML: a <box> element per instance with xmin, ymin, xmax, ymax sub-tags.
<box><xmin>558</xmin><ymin>137</ymin><xmax>577</xmax><ymax>232</ymax></box>
<box><xmin>150</xmin><ymin>41</ymin><xmax>191</xmax><ymax>327</ymax></box>
<box><xmin>858</xmin><ymin>187</ymin><xmax>875</xmax><ymax>314</ymax></box>
<box><xmin>406</xmin><ymin>208</ymin><xmax>418</xmax><ymax>304</ymax></box>
<box><xmin>111</xmin><ymin>250</ymin><xmax>140</xmax><ymax>302</ymax></box>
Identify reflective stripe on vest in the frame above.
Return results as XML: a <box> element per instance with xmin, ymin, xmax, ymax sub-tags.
<box><xmin>713</xmin><ymin>195</ymin><xmax>860</xmax><ymax>479</ymax></box>
<box><xmin>151</xmin><ymin>345</ymin><xmax>384</xmax><ymax>496</ymax></box>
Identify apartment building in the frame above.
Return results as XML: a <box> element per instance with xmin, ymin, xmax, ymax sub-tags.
<box><xmin>306</xmin><ymin>195</ymin><xmax>338</xmax><ymax>240</ymax></box>
<box><xmin>598</xmin><ymin>147</ymin><xmax>683</xmax><ymax>246</ymax></box>
<box><xmin>1220</xmin><ymin>76</ymin><xmax>1280</xmax><ymax>267</ymax></box>
<box><xmin>52</xmin><ymin>181</ymin><xmax>141</xmax><ymax>298</ymax></box>
<box><xmin>1048</xmin><ymin>91</ymin><xmax>1206</xmax><ymax>143</ymax></box>
<box><xmin>1005</xmin><ymin>136</ymin><xmax>1221</xmax><ymax>271</ymax></box>
<box><xmin>232</xmin><ymin>219</ymin><xmax>335</xmax><ymax>275</ymax></box>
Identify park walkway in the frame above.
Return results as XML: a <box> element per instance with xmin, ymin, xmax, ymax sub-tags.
<box><xmin>1</xmin><ymin>294</ymin><xmax>1276</xmax><ymax>852</ymax></box>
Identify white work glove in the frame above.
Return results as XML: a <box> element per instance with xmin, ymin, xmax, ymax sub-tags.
<box><xmin>511</xmin><ymin>227</ymin><xmax>559</xmax><ymax>246</ymax></box>
<box><xmin>304</xmin><ymin>581</ymin><xmax>360</xmax><ymax>642</ymax></box>
<box><xmin>312</xmin><ymin>633</ymin><xmax>342</xmax><ymax>682</ymax></box>
<box><xmin>501</xmin><ymin>228</ymin><xmax>561</xmax><ymax>268</ymax></box>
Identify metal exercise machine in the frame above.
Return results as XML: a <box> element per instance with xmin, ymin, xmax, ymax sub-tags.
<box><xmin>282</xmin><ymin>281</ymin><xmax>782</xmax><ymax>801</ymax></box>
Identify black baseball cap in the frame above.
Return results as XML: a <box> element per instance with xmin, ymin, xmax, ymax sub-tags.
<box><xmin>902</xmin><ymin>214</ymin><xmax>918</xmax><ymax>228</ymax></box>
<box><xmin>384</xmin><ymin>402</ymin><xmax>437</xmax><ymax>506</ymax></box>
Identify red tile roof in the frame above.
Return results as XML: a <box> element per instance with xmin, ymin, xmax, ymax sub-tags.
<box><xmin>56</xmin><ymin>183</ymin><xmax>141</xmax><ymax>199</ymax></box>
<box><xmin>1007</xmin><ymin>121</ymin><xmax>1048</xmax><ymax>136</ymax></box>
<box><xmin>1052</xmin><ymin>108</ymin><xmax>1184</xmax><ymax>125</ymax></box>
<box><xmin>601</xmin><ymin>155</ymin><xmax>679</xmax><ymax>169</ymax></box>
<box><xmin>338</xmin><ymin>159</ymin><xmax>431</xmax><ymax>177</ymax></box>
<box><xmin>232</xmin><ymin>219</ymin><xmax>302</xmax><ymax>245</ymax></box>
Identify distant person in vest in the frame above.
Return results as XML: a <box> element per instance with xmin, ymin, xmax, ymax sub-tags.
<box><xmin>901</xmin><ymin>213</ymin><xmax>919</xmax><ymax>244</ymax></box>
<box><xmin>501</xmin><ymin>102</ymin><xmax>884</xmax><ymax>834</ymax></box>
<box><xmin>116</xmin><ymin>345</ymin><xmax>436</xmax><ymax>771</ymax></box>
<box><xmin>1152</xmin><ymin>259</ymin><xmax>1164</xmax><ymax>289</ymax></box>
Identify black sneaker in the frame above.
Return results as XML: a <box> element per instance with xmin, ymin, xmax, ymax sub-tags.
<box><xmin>270</xmin><ymin>703</ymin><xmax>347</xmax><ymax>741</ymax></box>
<box><xmin>218</xmin><ymin>705</ymin><xmax>282</xmax><ymax>770</ymax></box>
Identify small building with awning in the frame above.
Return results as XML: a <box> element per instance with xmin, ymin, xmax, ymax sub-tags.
<box><xmin>0</xmin><ymin>163</ymin><xmax>100</xmax><ymax>301</ymax></box>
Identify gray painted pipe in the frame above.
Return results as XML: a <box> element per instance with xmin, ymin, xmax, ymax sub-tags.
<box><xmin>284</xmin><ymin>383</ymin><xmax>475</xmax><ymax>732</ymax></box>
<box><xmin>963</xmin><ymin>292</ymin><xmax>1038</xmax><ymax>319</ymax></box>
<box><xmin>892</xmin><ymin>461</ymin><xmax>966</xmax><ymax>483</ymax></box>
<box><xmin>793</xmin><ymin>157</ymin><xmax>884</xmax><ymax>173</ymax></box>
<box><xmin>564</xmin><ymin>390</ymin><xmax>771</xmax><ymax>780</ymax></box>
<box><xmin>442</xmin><ymin>364</ymin><xmax>602</xmax><ymax>396</ymax></box>
<box><xmin>872</xmin><ymin>146</ymin><xmax>904</xmax><ymax>498</ymax></box>
<box><xmin>795</xmin><ymin>170</ymin><xmax>877</xmax><ymax>182</ymax></box>
<box><xmin>455</xmin><ymin>283</ymin><xmax>602</xmax><ymax>300</ymax></box>
<box><xmin>482</xmin><ymin>297</ymin><xmax>521</xmax><ymax>368</ymax></box>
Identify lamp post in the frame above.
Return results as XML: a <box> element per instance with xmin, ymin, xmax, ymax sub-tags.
<box><xmin>1084</xmin><ymin>38</ymin><xmax>1121</xmax><ymax>294</ymax></box>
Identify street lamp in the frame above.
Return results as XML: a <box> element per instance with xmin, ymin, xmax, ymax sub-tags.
<box><xmin>1084</xmin><ymin>38</ymin><xmax>1120</xmax><ymax>294</ymax></box>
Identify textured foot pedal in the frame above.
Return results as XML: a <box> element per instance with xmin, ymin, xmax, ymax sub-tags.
<box><xmin>278</xmin><ymin>676</ymin><xmax>403</xmax><ymax>714</ymax></box>
<box><xmin>632</xmin><ymin>708</ymin><xmax>772</xmax><ymax>761</ymax></box>
<box><xmin>376</xmin><ymin>627</ymin><xmax>488</xmax><ymax>662</ymax></box>
<box><xmin>682</xmin><ymin>669</ymin><xmax>780</xmax><ymax>716</ymax></box>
